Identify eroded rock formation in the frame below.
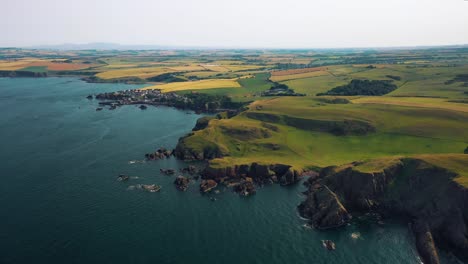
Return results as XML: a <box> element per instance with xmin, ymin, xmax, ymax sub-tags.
<box><xmin>298</xmin><ymin>158</ymin><xmax>468</xmax><ymax>263</ymax></box>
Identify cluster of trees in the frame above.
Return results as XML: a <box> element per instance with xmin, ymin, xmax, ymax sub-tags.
<box><xmin>317</xmin><ymin>79</ymin><xmax>398</xmax><ymax>96</ymax></box>
<box><xmin>171</xmin><ymin>93</ymin><xmax>245</xmax><ymax>112</ymax></box>
<box><xmin>445</xmin><ymin>74</ymin><xmax>468</xmax><ymax>85</ymax></box>
<box><xmin>146</xmin><ymin>72</ymin><xmax>186</xmax><ymax>83</ymax></box>
<box><xmin>0</xmin><ymin>70</ymin><xmax>47</xmax><ymax>77</ymax></box>
<box><xmin>83</xmin><ymin>76</ymin><xmax>146</xmax><ymax>84</ymax></box>
<box><xmin>453</xmin><ymin>74</ymin><xmax>468</xmax><ymax>82</ymax></box>
<box><xmin>386</xmin><ymin>75</ymin><xmax>402</xmax><ymax>81</ymax></box>
<box><xmin>261</xmin><ymin>82</ymin><xmax>305</xmax><ymax>97</ymax></box>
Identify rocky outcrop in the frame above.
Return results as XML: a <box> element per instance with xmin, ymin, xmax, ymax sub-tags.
<box><xmin>200</xmin><ymin>179</ymin><xmax>218</xmax><ymax>193</ymax></box>
<box><xmin>318</xmin><ymin>160</ymin><xmax>403</xmax><ymax>211</ymax></box>
<box><xmin>160</xmin><ymin>168</ymin><xmax>175</xmax><ymax>175</ymax></box>
<box><xmin>141</xmin><ymin>184</ymin><xmax>161</xmax><ymax>192</ymax></box>
<box><xmin>181</xmin><ymin>165</ymin><xmax>198</xmax><ymax>175</ymax></box>
<box><xmin>192</xmin><ymin>116</ymin><xmax>214</xmax><ymax>131</ymax></box>
<box><xmin>298</xmin><ymin>184</ymin><xmax>351</xmax><ymax>229</ymax></box>
<box><xmin>233</xmin><ymin>177</ymin><xmax>256</xmax><ymax>196</ymax></box>
<box><xmin>173</xmin><ymin>135</ymin><xmax>224</xmax><ymax>160</ymax></box>
<box><xmin>145</xmin><ymin>148</ymin><xmax>173</xmax><ymax>160</ymax></box>
<box><xmin>203</xmin><ymin>162</ymin><xmax>301</xmax><ymax>186</ymax></box>
<box><xmin>117</xmin><ymin>174</ymin><xmax>130</xmax><ymax>181</ymax></box>
<box><xmin>174</xmin><ymin>176</ymin><xmax>190</xmax><ymax>191</ymax></box>
<box><xmin>298</xmin><ymin>158</ymin><xmax>468</xmax><ymax>263</ymax></box>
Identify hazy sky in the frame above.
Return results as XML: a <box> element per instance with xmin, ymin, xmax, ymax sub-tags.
<box><xmin>2</xmin><ymin>0</ymin><xmax>468</xmax><ymax>48</ymax></box>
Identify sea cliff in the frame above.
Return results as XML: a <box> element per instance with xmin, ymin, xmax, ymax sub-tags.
<box><xmin>298</xmin><ymin>157</ymin><xmax>468</xmax><ymax>264</ymax></box>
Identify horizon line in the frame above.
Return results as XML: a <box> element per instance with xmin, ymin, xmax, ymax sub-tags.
<box><xmin>1</xmin><ymin>42</ymin><xmax>468</xmax><ymax>51</ymax></box>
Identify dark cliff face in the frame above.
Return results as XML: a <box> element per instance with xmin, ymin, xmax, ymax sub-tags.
<box><xmin>297</xmin><ymin>184</ymin><xmax>351</xmax><ymax>229</ymax></box>
<box><xmin>202</xmin><ymin>162</ymin><xmax>302</xmax><ymax>186</ymax></box>
<box><xmin>173</xmin><ymin>134</ymin><xmax>224</xmax><ymax>161</ymax></box>
<box><xmin>298</xmin><ymin>158</ymin><xmax>468</xmax><ymax>264</ymax></box>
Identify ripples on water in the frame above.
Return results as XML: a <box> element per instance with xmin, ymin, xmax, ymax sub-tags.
<box><xmin>0</xmin><ymin>78</ymin><xmax>459</xmax><ymax>264</ymax></box>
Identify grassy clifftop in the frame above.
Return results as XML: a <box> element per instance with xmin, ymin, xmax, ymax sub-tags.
<box><xmin>175</xmin><ymin>96</ymin><xmax>468</xmax><ymax>170</ymax></box>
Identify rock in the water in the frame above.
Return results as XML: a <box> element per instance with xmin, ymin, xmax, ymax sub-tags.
<box><xmin>234</xmin><ymin>178</ymin><xmax>256</xmax><ymax>196</ymax></box>
<box><xmin>322</xmin><ymin>240</ymin><xmax>336</xmax><ymax>251</ymax></box>
<box><xmin>200</xmin><ymin>179</ymin><xmax>218</xmax><ymax>193</ymax></box>
<box><xmin>96</xmin><ymin>107</ymin><xmax>103</xmax><ymax>111</ymax></box>
<box><xmin>181</xmin><ymin>165</ymin><xmax>198</xmax><ymax>175</ymax></box>
<box><xmin>146</xmin><ymin>148</ymin><xmax>173</xmax><ymax>160</ymax></box>
<box><xmin>86</xmin><ymin>95</ymin><xmax>93</xmax><ymax>100</ymax></box>
<box><xmin>142</xmin><ymin>184</ymin><xmax>161</xmax><ymax>192</ymax></box>
<box><xmin>117</xmin><ymin>174</ymin><xmax>130</xmax><ymax>181</ymax></box>
<box><xmin>160</xmin><ymin>168</ymin><xmax>175</xmax><ymax>175</ymax></box>
<box><xmin>174</xmin><ymin>176</ymin><xmax>190</xmax><ymax>191</ymax></box>
<box><xmin>139</xmin><ymin>105</ymin><xmax>147</xmax><ymax>110</ymax></box>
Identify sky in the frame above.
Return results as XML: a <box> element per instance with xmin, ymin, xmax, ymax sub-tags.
<box><xmin>2</xmin><ymin>0</ymin><xmax>468</xmax><ymax>48</ymax></box>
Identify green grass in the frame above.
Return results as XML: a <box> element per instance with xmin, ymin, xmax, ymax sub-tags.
<box><xmin>19</xmin><ymin>66</ymin><xmax>47</xmax><ymax>73</ymax></box>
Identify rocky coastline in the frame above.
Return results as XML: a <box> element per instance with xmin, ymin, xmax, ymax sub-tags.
<box><xmin>95</xmin><ymin>89</ymin><xmax>467</xmax><ymax>263</ymax></box>
<box><xmin>298</xmin><ymin>158</ymin><xmax>468</xmax><ymax>264</ymax></box>
<box><xmin>91</xmin><ymin>88</ymin><xmax>246</xmax><ymax>114</ymax></box>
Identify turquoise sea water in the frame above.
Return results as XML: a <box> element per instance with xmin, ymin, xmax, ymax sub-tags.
<box><xmin>0</xmin><ymin>78</ymin><xmax>460</xmax><ymax>264</ymax></box>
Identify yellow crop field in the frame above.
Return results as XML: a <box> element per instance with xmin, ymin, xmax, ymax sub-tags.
<box><xmin>0</xmin><ymin>61</ymin><xmax>30</xmax><ymax>70</ymax></box>
<box><xmin>142</xmin><ymin>79</ymin><xmax>241</xmax><ymax>92</ymax></box>
<box><xmin>96</xmin><ymin>67</ymin><xmax>176</xmax><ymax>79</ymax></box>
<box><xmin>270</xmin><ymin>70</ymin><xmax>329</xmax><ymax>82</ymax></box>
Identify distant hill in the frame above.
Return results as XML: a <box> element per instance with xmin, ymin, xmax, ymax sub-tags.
<box><xmin>28</xmin><ymin>43</ymin><xmax>179</xmax><ymax>51</ymax></box>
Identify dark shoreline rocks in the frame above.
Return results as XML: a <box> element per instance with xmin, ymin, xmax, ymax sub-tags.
<box><xmin>411</xmin><ymin>220</ymin><xmax>440</xmax><ymax>264</ymax></box>
<box><xmin>200</xmin><ymin>179</ymin><xmax>217</xmax><ymax>193</ymax></box>
<box><xmin>298</xmin><ymin>183</ymin><xmax>351</xmax><ymax>229</ymax></box>
<box><xmin>146</xmin><ymin>148</ymin><xmax>173</xmax><ymax>160</ymax></box>
<box><xmin>233</xmin><ymin>178</ymin><xmax>256</xmax><ymax>196</ymax></box>
<box><xmin>181</xmin><ymin>165</ymin><xmax>198</xmax><ymax>175</ymax></box>
<box><xmin>160</xmin><ymin>168</ymin><xmax>175</xmax><ymax>175</ymax></box>
<box><xmin>174</xmin><ymin>176</ymin><xmax>190</xmax><ymax>191</ymax></box>
<box><xmin>202</xmin><ymin>162</ymin><xmax>302</xmax><ymax>187</ymax></box>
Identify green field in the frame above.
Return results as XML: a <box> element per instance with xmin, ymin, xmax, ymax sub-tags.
<box><xmin>179</xmin><ymin>95</ymin><xmax>468</xmax><ymax>171</ymax></box>
<box><xmin>19</xmin><ymin>66</ymin><xmax>48</xmax><ymax>73</ymax></box>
